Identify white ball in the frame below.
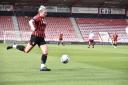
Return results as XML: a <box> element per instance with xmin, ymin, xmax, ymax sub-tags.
<box><xmin>126</xmin><ymin>27</ymin><xmax>128</xmax><ymax>34</ymax></box>
<box><xmin>60</xmin><ymin>54</ymin><xmax>69</xmax><ymax>64</ymax></box>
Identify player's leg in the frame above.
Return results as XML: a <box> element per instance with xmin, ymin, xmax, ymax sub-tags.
<box><xmin>88</xmin><ymin>40</ymin><xmax>91</xmax><ymax>48</ymax></box>
<box><xmin>58</xmin><ymin>41</ymin><xmax>60</xmax><ymax>45</ymax></box>
<box><xmin>92</xmin><ymin>40</ymin><xmax>94</xmax><ymax>48</ymax></box>
<box><xmin>112</xmin><ymin>40</ymin><xmax>117</xmax><ymax>48</ymax></box>
<box><xmin>40</xmin><ymin>44</ymin><xmax>48</xmax><ymax>66</ymax></box>
<box><xmin>90</xmin><ymin>41</ymin><xmax>93</xmax><ymax>48</ymax></box>
<box><xmin>114</xmin><ymin>40</ymin><xmax>117</xmax><ymax>48</ymax></box>
<box><xmin>7</xmin><ymin>43</ymin><xmax>25</xmax><ymax>52</ymax></box>
<box><xmin>7</xmin><ymin>35</ymin><xmax>36</xmax><ymax>53</ymax></box>
<box><xmin>58</xmin><ymin>39</ymin><xmax>60</xmax><ymax>45</ymax></box>
<box><xmin>7</xmin><ymin>42</ymin><xmax>34</xmax><ymax>53</ymax></box>
<box><xmin>88</xmin><ymin>42</ymin><xmax>90</xmax><ymax>48</ymax></box>
<box><xmin>24</xmin><ymin>43</ymin><xmax>34</xmax><ymax>53</ymax></box>
<box><xmin>40</xmin><ymin>44</ymin><xmax>51</xmax><ymax>71</ymax></box>
<box><xmin>112</xmin><ymin>40</ymin><xmax>115</xmax><ymax>46</ymax></box>
<box><xmin>61</xmin><ymin>40</ymin><xmax>64</xmax><ymax>46</ymax></box>
<box><xmin>60</xmin><ymin>40</ymin><xmax>63</xmax><ymax>46</ymax></box>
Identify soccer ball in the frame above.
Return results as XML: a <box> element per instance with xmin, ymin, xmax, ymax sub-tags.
<box><xmin>60</xmin><ymin>54</ymin><xmax>70</xmax><ymax>64</ymax></box>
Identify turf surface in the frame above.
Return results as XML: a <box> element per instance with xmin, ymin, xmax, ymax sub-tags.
<box><xmin>0</xmin><ymin>44</ymin><xmax>128</xmax><ymax>85</ymax></box>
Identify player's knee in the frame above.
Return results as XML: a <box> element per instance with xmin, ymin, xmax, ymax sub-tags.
<box><xmin>43</xmin><ymin>51</ymin><xmax>48</xmax><ymax>55</ymax></box>
<box><xmin>43</xmin><ymin>49</ymin><xmax>48</xmax><ymax>54</ymax></box>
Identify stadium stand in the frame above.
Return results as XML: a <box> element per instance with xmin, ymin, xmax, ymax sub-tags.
<box><xmin>17</xmin><ymin>16</ymin><xmax>31</xmax><ymax>31</ymax></box>
<box><xmin>16</xmin><ymin>16</ymin><xmax>32</xmax><ymax>41</ymax></box>
<box><xmin>0</xmin><ymin>16</ymin><xmax>14</xmax><ymax>31</ymax></box>
<box><xmin>1</xmin><ymin>16</ymin><xmax>128</xmax><ymax>43</ymax></box>
<box><xmin>45</xmin><ymin>17</ymin><xmax>79</xmax><ymax>42</ymax></box>
<box><xmin>16</xmin><ymin>16</ymin><xmax>79</xmax><ymax>42</ymax></box>
<box><xmin>76</xmin><ymin>18</ymin><xmax>128</xmax><ymax>42</ymax></box>
<box><xmin>0</xmin><ymin>16</ymin><xmax>14</xmax><ymax>40</ymax></box>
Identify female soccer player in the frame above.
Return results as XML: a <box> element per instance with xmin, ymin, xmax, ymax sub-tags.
<box><xmin>7</xmin><ymin>5</ymin><xmax>51</xmax><ymax>71</ymax></box>
<box><xmin>88</xmin><ymin>31</ymin><xmax>95</xmax><ymax>48</ymax></box>
<box><xmin>112</xmin><ymin>32</ymin><xmax>118</xmax><ymax>48</ymax></box>
<box><xmin>58</xmin><ymin>33</ymin><xmax>64</xmax><ymax>46</ymax></box>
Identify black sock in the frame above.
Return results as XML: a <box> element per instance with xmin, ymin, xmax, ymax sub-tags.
<box><xmin>16</xmin><ymin>45</ymin><xmax>25</xmax><ymax>52</ymax></box>
<box><xmin>92</xmin><ymin>44</ymin><xmax>94</xmax><ymax>48</ymax></box>
<box><xmin>41</xmin><ymin>54</ymin><xmax>47</xmax><ymax>64</ymax></box>
<box><xmin>58</xmin><ymin>42</ymin><xmax>60</xmax><ymax>45</ymax></box>
<box><xmin>62</xmin><ymin>42</ymin><xmax>64</xmax><ymax>46</ymax></box>
<box><xmin>115</xmin><ymin>44</ymin><xmax>117</xmax><ymax>46</ymax></box>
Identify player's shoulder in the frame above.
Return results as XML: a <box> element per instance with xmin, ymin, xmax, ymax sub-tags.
<box><xmin>33</xmin><ymin>14</ymin><xmax>39</xmax><ymax>19</ymax></box>
<box><xmin>33</xmin><ymin>14</ymin><xmax>42</xmax><ymax>21</ymax></box>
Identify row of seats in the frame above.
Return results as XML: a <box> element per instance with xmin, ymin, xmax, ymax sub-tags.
<box><xmin>45</xmin><ymin>17</ymin><xmax>79</xmax><ymax>41</ymax></box>
<box><xmin>0</xmin><ymin>16</ymin><xmax>14</xmax><ymax>40</ymax></box>
<box><xmin>0</xmin><ymin>16</ymin><xmax>14</xmax><ymax>31</ymax></box>
<box><xmin>77</xmin><ymin>18</ymin><xmax>128</xmax><ymax>25</ymax></box>
<box><xmin>76</xmin><ymin>18</ymin><xmax>128</xmax><ymax>42</ymax></box>
<box><xmin>1</xmin><ymin>16</ymin><xmax>128</xmax><ymax>42</ymax></box>
<box><xmin>16</xmin><ymin>16</ymin><xmax>79</xmax><ymax>42</ymax></box>
<box><xmin>17</xmin><ymin>16</ymin><xmax>31</xmax><ymax>31</ymax></box>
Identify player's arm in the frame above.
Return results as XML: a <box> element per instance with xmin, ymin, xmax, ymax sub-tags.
<box><xmin>29</xmin><ymin>19</ymin><xmax>36</xmax><ymax>31</ymax></box>
<box><xmin>111</xmin><ymin>35</ymin><xmax>114</xmax><ymax>40</ymax></box>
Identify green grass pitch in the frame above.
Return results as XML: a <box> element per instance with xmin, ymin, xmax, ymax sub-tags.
<box><xmin>0</xmin><ymin>43</ymin><xmax>128</xmax><ymax>85</ymax></box>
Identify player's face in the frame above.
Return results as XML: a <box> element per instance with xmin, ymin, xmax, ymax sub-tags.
<box><xmin>40</xmin><ymin>10</ymin><xmax>47</xmax><ymax>17</ymax></box>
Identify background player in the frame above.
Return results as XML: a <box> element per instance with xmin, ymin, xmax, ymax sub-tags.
<box><xmin>7</xmin><ymin>5</ymin><xmax>51</xmax><ymax>71</ymax></box>
<box><xmin>58</xmin><ymin>32</ymin><xmax>64</xmax><ymax>46</ymax></box>
<box><xmin>112</xmin><ymin>32</ymin><xmax>118</xmax><ymax>48</ymax></box>
<box><xmin>88</xmin><ymin>31</ymin><xmax>95</xmax><ymax>48</ymax></box>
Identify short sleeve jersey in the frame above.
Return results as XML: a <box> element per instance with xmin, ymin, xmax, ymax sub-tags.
<box><xmin>32</xmin><ymin>14</ymin><xmax>46</xmax><ymax>38</ymax></box>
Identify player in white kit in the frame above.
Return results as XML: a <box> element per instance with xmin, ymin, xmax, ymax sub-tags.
<box><xmin>88</xmin><ymin>31</ymin><xmax>95</xmax><ymax>48</ymax></box>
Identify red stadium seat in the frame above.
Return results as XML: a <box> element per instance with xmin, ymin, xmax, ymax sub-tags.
<box><xmin>76</xmin><ymin>18</ymin><xmax>128</xmax><ymax>42</ymax></box>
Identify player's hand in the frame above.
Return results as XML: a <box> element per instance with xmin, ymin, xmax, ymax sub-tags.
<box><xmin>31</xmin><ymin>27</ymin><xmax>36</xmax><ymax>31</ymax></box>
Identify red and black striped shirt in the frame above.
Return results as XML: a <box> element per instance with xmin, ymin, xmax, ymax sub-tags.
<box><xmin>112</xmin><ymin>34</ymin><xmax>118</xmax><ymax>41</ymax></box>
<box><xmin>59</xmin><ymin>33</ymin><xmax>63</xmax><ymax>40</ymax></box>
<box><xmin>32</xmin><ymin>14</ymin><xmax>46</xmax><ymax>38</ymax></box>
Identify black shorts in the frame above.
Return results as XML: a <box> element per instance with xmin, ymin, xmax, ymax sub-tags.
<box><xmin>59</xmin><ymin>38</ymin><xmax>63</xmax><ymax>41</ymax></box>
<box><xmin>89</xmin><ymin>39</ymin><xmax>94</xmax><ymax>43</ymax></box>
<box><xmin>29</xmin><ymin>35</ymin><xmax>46</xmax><ymax>46</ymax></box>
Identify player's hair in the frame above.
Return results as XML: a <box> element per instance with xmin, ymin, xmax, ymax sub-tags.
<box><xmin>38</xmin><ymin>5</ymin><xmax>46</xmax><ymax>12</ymax></box>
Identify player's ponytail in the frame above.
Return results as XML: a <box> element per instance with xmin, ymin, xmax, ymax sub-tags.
<box><xmin>38</xmin><ymin>5</ymin><xmax>46</xmax><ymax>12</ymax></box>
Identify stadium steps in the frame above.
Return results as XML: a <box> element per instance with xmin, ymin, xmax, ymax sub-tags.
<box><xmin>11</xmin><ymin>16</ymin><xmax>21</xmax><ymax>41</ymax></box>
<box><xmin>70</xmin><ymin>17</ymin><xmax>84</xmax><ymax>42</ymax></box>
<box><xmin>16</xmin><ymin>16</ymin><xmax>32</xmax><ymax>41</ymax></box>
<box><xmin>45</xmin><ymin>17</ymin><xmax>79</xmax><ymax>42</ymax></box>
